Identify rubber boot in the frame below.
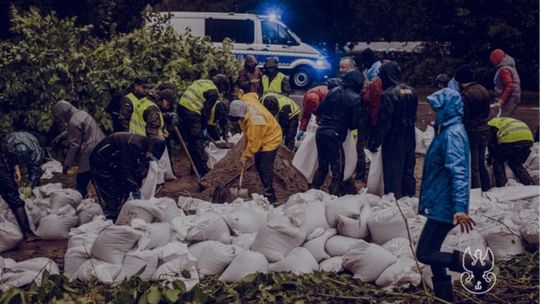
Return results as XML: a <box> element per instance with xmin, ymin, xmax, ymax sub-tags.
<box><xmin>13</xmin><ymin>206</ymin><xmax>37</xmax><ymax>240</ymax></box>
<box><xmin>432</xmin><ymin>275</ymin><xmax>455</xmax><ymax>303</ymax></box>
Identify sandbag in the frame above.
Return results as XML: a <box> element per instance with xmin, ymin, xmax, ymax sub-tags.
<box><xmin>520</xmin><ymin>219</ymin><xmax>539</xmax><ymax>247</ymax></box>
<box><xmin>366</xmin><ymin>148</ymin><xmax>384</xmax><ymax>196</ymax></box>
<box><xmin>325</xmin><ymin>235</ymin><xmax>365</xmax><ymax>257</ymax></box>
<box><xmin>231</xmin><ymin>233</ymin><xmax>257</xmax><ymax>250</ymax></box>
<box><xmin>155</xmin><ymin>242</ymin><xmax>192</xmax><ymax>264</ymax></box>
<box><xmin>0</xmin><ymin>210</ymin><xmax>23</xmax><ymax>253</ymax></box>
<box><xmin>134</xmin><ymin>220</ymin><xmax>173</xmax><ymax>250</ymax></box>
<box><xmin>152</xmin><ymin>256</ymin><xmax>199</xmax><ymax>291</ymax></box>
<box><xmin>115</xmin><ymin>200</ymin><xmax>164</xmax><ymax>225</ymax></box>
<box><xmin>177</xmin><ymin>197</ymin><xmax>214</xmax><ymax>214</ymax></box>
<box><xmin>484</xmin><ymin>185</ymin><xmax>539</xmax><ymax>203</ymax></box>
<box><xmin>375</xmin><ymin>257</ymin><xmax>421</xmax><ymax>288</ymax></box>
<box><xmin>77</xmin><ymin>199</ymin><xmax>104</xmax><ymax>224</ymax></box>
<box><xmin>35</xmin><ymin>183</ymin><xmax>63</xmax><ymax>197</ymax></box>
<box><xmin>91</xmin><ymin>225</ymin><xmax>142</xmax><ymax>264</ymax></box>
<box><xmin>157</xmin><ymin>147</ymin><xmax>177</xmax><ymax>184</ymax></box>
<box><xmin>367</xmin><ymin>206</ymin><xmax>409</xmax><ymax>245</ymax></box>
<box><xmin>382</xmin><ymin>238</ymin><xmax>414</xmax><ymax>259</ymax></box>
<box><xmin>186</xmin><ymin>213</ymin><xmax>231</xmax><ymax>244</ymax></box>
<box><xmin>223</xmin><ymin>205</ymin><xmax>267</xmax><ymax>234</ymax></box>
<box><xmin>343</xmin><ymin>241</ymin><xmax>397</xmax><ymax>283</ymax></box>
<box><xmin>50</xmin><ymin>189</ymin><xmax>83</xmax><ymax>209</ymax></box>
<box><xmin>477</xmin><ymin>218</ymin><xmax>524</xmax><ymax>260</ymax></box>
<box><xmin>197</xmin><ymin>243</ymin><xmax>244</xmax><ymax>276</ymax></box>
<box><xmin>415</xmin><ymin>126</ymin><xmax>434</xmax><ymax>155</ymax></box>
<box><xmin>285</xmin><ymin>201</ymin><xmax>330</xmax><ymax>236</ymax></box>
<box><xmin>188</xmin><ymin>240</ymin><xmax>222</xmax><ymax>261</ymax></box>
<box><xmin>441</xmin><ymin>228</ymin><xmax>487</xmax><ymax>255</ymax></box>
<box><xmin>0</xmin><ymin>258</ymin><xmax>59</xmax><ymax>290</ymax></box>
<box><xmin>219</xmin><ymin>250</ymin><xmax>269</xmax><ymax>282</ymax></box>
<box><xmin>286</xmin><ymin>189</ymin><xmax>334</xmax><ymax>206</ymax></box>
<box><xmin>72</xmin><ymin>259</ymin><xmax>122</xmax><ymax>283</ymax></box>
<box><xmin>116</xmin><ymin>250</ymin><xmax>159</xmax><ymax>281</ymax></box>
<box><xmin>67</xmin><ymin>216</ymin><xmax>113</xmax><ymax>249</ymax></box>
<box><xmin>325</xmin><ymin>194</ymin><xmax>368</xmax><ymax>228</ymax></box>
<box><xmin>250</xmin><ymin>215</ymin><xmax>306</xmax><ymax>262</ymax></box>
<box><xmin>303</xmin><ymin>229</ymin><xmax>337</xmax><ymax>262</ymax></box>
<box><xmin>140</xmin><ymin>160</ymin><xmax>159</xmax><ymax>200</ymax></box>
<box><xmin>154</xmin><ymin>197</ymin><xmax>184</xmax><ymax>223</ymax></box>
<box><xmin>269</xmin><ymin>247</ymin><xmax>319</xmax><ymax>275</ymax></box>
<box><xmin>342</xmin><ymin>130</ymin><xmax>357</xmax><ymax>181</ymax></box>
<box><xmin>40</xmin><ymin>160</ymin><xmax>62</xmax><ymax>180</ymax></box>
<box><xmin>35</xmin><ymin>205</ymin><xmax>79</xmax><ymax>240</ymax></box>
<box><xmin>319</xmin><ymin>256</ymin><xmax>344</xmax><ymax>272</ymax></box>
<box><xmin>336</xmin><ymin>204</ymin><xmax>371</xmax><ymax>239</ymax></box>
<box><xmin>64</xmin><ymin>245</ymin><xmax>92</xmax><ymax>279</ymax></box>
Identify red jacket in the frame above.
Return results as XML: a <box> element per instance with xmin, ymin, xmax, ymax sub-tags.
<box><xmin>496</xmin><ymin>68</ymin><xmax>514</xmax><ymax>104</ymax></box>
<box><xmin>362</xmin><ymin>78</ymin><xmax>383</xmax><ymax>126</ymax></box>
<box><xmin>300</xmin><ymin>85</ymin><xmax>328</xmax><ymax>131</ymax></box>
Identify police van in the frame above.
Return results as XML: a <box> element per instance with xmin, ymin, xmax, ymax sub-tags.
<box><xmin>164</xmin><ymin>12</ymin><xmax>332</xmax><ymax>89</ymax></box>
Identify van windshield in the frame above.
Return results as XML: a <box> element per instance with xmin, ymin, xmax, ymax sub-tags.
<box><xmin>261</xmin><ymin>20</ymin><xmax>299</xmax><ymax>45</ymax></box>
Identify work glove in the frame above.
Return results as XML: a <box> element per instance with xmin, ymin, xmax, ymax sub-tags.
<box><xmin>296</xmin><ymin>130</ymin><xmax>305</xmax><ymax>141</ymax></box>
<box><xmin>132</xmin><ymin>190</ymin><xmax>142</xmax><ymax>200</ymax></box>
<box><xmin>22</xmin><ymin>187</ymin><xmax>33</xmax><ymax>198</ymax></box>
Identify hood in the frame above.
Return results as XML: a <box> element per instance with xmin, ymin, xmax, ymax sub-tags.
<box><xmin>52</xmin><ymin>100</ymin><xmax>78</xmax><ymax>123</ymax></box>
<box><xmin>496</xmin><ymin>55</ymin><xmax>516</xmax><ymax>70</ymax></box>
<box><xmin>341</xmin><ymin>70</ymin><xmax>364</xmax><ymax>93</ymax></box>
<box><xmin>379</xmin><ymin>62</ymin><xmax>402</xmax><ymax>89</ymax></box>
<box><xmin>361</xmin><ymin>48</ymin><xmax>378</xmax><ymax>67</ymax></box>
<box><xmin>427</xmin><ymin>88</ymin><xmax>464</xmax><ymax>126</ymax></box>
<box><xmin>240</xmin><ymin>92</ymin><xmax>260</xmax><ymax>106</ymax></box>
<box><xmin>325</xmin><ymin>78</ymin><xmax>343</xmax><ymax>90</ymax></box>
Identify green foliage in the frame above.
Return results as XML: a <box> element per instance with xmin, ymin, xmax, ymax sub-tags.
<box><xmin>0</xmin><ymin>7</ymin><xmax>241</xmax><ymax>135</ymax></box>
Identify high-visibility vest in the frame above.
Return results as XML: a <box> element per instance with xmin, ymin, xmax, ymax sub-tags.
<box><xmin>178</xmin><ymin>80</ymin><xmax>218</xmax><ymax>115</ymax></box>
<box><xmin>488</xmin><ymin>117</ymin><xmax>532</xmax><ymax>144</ymax></box>
<box><xmin>127</xmin><ymin>93</ymin><xmax>164</xmax><ymax>136</ymax></box>
<box><xmin>262</xmin><ymin>93</ymin><xmax>301</xmax><ymax>119</ymax></box>
<box><xmin>207</xmin><ymin>100</ymin><xmax>222</xmax><ymax>126</ymax></box>
<box><xmin>262</xmin><ymin>73</ymin><xmax>286</xmax><ymax>94</ymax></box>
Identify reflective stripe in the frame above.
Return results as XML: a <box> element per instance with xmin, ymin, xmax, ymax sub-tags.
<box><xmin>207</xmin><ymin>100</ymin><xmax>222</xmax><ymax>126</ymax></box>
<box><xmin>262</xmin><ymin>73</ymin><xmax>285</xmax><ymax>94</ymax></box>
<box><xmin>127</xmin><ymin>93</ymin><xmax>163</xmax><ymax>136</ymax></box>
<box><xmin>178</xmin><ymin>80</ymin><xmax>218</xmax><ymax>115</ymax></box>
<box><xmin>488</xmin><ymin>117</ymin><xmax>533</xmax><ymax>143</ymax></box>
<box><xmin>262</xmin><ymin>93</ymin><xmax>300</xmax><ymax>119</ymax></box>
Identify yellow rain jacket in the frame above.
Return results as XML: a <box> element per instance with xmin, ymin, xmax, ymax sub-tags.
<box><xmin>239</xmin><ymin>93</ymin><xmax>283</xmax><ymax>160</ymax></box>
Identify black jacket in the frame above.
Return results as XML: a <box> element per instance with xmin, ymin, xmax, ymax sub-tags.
<box><xmin>316</xmin><ymin>70</ymin><xmax>364</xmax><ymax>141</ymax></box>
<box><xmin>461</xmin><ymin>82</ymin><xmax>491</xmax><ymax>132</ymax></box>
<box><xmin>90</xmin><ymin>133</ymin><xmax>150</xmax><ymax>194</ymax></box>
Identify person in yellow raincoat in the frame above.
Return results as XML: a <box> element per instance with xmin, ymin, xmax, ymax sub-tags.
<box><xmin>228</xmin><ymin>94</ymin><xmax>282</xmax><ymax>203</ymax></box>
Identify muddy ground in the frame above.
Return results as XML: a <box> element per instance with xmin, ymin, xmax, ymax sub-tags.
<box><xmin>2</xmin><ymin>101</ymin><xmax>538</xmax><ymax>267</ymax></box>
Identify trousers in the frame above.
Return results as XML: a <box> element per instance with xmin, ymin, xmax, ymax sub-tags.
<box><xmin>255</xmin><ymin>149</ymin><xmax>278</xmax><ymax>203</ymax></box>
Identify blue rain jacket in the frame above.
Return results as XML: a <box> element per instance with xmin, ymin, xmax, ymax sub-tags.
<box><xmin>419</xmin><ymin>88</ymin><xmax>470</xmax><ymax>224</ymax></box>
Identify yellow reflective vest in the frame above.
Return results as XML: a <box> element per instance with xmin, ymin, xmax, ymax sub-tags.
<box><xmin>261</xmin><ymin>93</ymin><xmax>301</xmax><ymax>119</ymax></box>
<box><xmin>262</xmin><ymin>73</ymin><xmax>286</xmax><ymax>94</ymax></box>
<box><xmin>127</xmin><ymin>93</ymin><xmax>164</xmax><ymax>136</ymax></box>
<box><xmin>488</xmin><ymin>117</ymin><xmax>533</xmax><ymax>144</ymax></box>
<box><xmin>208</xmin><ymin>100</ymin><xmax>222</xmax><ymax>126</ymax></box>
<box><xmin>178</xmin><ymin>80</ymin><xmax>218</xmax><ymax>115</ymax></box>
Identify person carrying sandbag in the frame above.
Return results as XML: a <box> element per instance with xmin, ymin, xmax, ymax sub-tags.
<box><xmin>89</xmin><ymin>133</ymin><xmax>165</xmax><ymax>221</ymax></box>
<box><xmin>416</xmin><ymin>88</ymin><xmax>489</xmax><ymax>302</ymax></box>
<box><xmin>261</xmin><ymin>93</ymin><xmax>300</xmax><ymax>150</ymax></box>
<box><xmin>228</xmin><ymin>95</ymin><xmax>282</xmax><ymax>203</ymax></box>
<box><xmin>6</xmin><ymin>131</ymin><xmax>43</xmax><ymax>197</ymax></box>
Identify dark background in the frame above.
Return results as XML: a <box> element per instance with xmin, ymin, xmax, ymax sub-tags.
<box><xmin>1</xmin><ymin>0</ymin><xmax>538</xmax><ymax>90</ymax></box>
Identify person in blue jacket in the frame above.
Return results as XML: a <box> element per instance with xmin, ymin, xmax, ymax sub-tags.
<box><xmin>416</xmin><ymin>88</ymin><xmax>477</xmax><ymax>302</ymax></box>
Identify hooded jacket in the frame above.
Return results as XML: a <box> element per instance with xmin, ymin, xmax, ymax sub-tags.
<box><xmin>316</xmin><ymin>70</ymin><xmax>364</xmax><ymax>141</ymax></box>
<box><xmin>494</xmin><ymin>55</ymin><xmax>521</xmax><ymax>105</ymax></box>
<box><xmin>239</xmin><ymin>94</ymin><xmax>283</xmax><ymax>160</ymax></box>
<box><xmin>7</xmin><ymin>132</ymin><xmax>43</xmax><ymax>188</ymax></box>
<box><xmin>300</xmin><ymin>85</ymin><xmax>329</xmax><ymax>131</ymax></box>
<box><xmin>53</xmin><ymin>101</ymin><xmax>105</xmax><ymax>173</ymax></box>
<box><xmin>419</xmin><ymin>88</ymin><xmax>470</xmax><ymax>224</ymax></box>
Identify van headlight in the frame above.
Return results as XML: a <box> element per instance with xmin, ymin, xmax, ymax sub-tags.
<box><xmin>316</xmin><ymin>59</ymin><xmax>325</xmax><ymax>67</ymax></box>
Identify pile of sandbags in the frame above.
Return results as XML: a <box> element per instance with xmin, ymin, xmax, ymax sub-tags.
<box><xmin>0</xmin><ymin>257</ymin><xmax>60</xmax><ymax>291</ymax></box>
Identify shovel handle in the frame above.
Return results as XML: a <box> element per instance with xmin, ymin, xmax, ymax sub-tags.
<box><xmin>239</xmin><ymin>162</ymin><xmax>245</xmax><ymax>188</ymax></box>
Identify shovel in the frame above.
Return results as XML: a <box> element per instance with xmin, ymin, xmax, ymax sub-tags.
<box><xmin>229</xmin><ymin>162</ymin><xmax>249</xmax><ymax>199</ymax></box>
<box><xmin>173</xmin><ymin>126</ymin><xmax>206</xmax><ymax>191</ymax></box>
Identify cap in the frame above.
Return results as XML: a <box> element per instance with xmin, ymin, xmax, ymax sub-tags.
<box><xmin>490</xmin><ymin>49</ymin><xmax>506</xmax><ymax>66</ymax></box>
<box><xmin>228</xmin><ymin>100</ymin><xmax>247</xmax><ymax>118</ymax></box>
<box><xmin>133</xmin><ymin>76</ymin><xmax>150</xmax><ymax>87</ymax></box>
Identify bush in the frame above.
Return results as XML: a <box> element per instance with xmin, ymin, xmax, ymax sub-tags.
<box><xmin>0</xmin><ymin>7</ymin><xmax>241</xmax><ymax>135</ymax></box>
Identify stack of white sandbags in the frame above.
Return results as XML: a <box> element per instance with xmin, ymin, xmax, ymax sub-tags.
<box><xmin>0</xmin><ymin>257</ymin><xmax>60</xmax><ymax>291</ymax></box>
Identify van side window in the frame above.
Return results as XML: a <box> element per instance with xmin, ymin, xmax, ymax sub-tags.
<box><xmin>205</xmin><ymin>19</ymin><xmax>254</xmax><ymax>44</ymax></box>
<box><xmin>261</xmin><ymin>20</ymin><xmax>297</xmax><ymax>45</ymax></box>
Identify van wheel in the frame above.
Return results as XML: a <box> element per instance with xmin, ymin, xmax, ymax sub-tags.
<box><xmin>292</xmin><ymin>66</ymin><xmax>313</xmax><ymax>89</ymax></box>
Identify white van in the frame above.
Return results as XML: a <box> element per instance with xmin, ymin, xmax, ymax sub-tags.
<box><xmin>164</xmin><ymin>12</ymin><xmax>332</xmax><ymax>89</ymax></box>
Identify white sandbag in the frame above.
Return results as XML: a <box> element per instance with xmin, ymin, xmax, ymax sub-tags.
<box><xmin>134</xmin><ymin>220</ymin><xmax>173</xmax><ymax>250</ymax></box>
<box><xmin>292</xmin><ymin>123</ymin><xmax>319</xmax><ymax>182</ymax></box>
<box><xmin>64</xmin><ymin>245</ymin><xmax>92</xmax><ymax>279</ymax></box>
<box><xmin>154</xmin><ymin>197</ymin><xmax>184</xmax><ymax>223</ymax></box>
<box><xmin>303</xmin><ymin>229</ymin><xmax>337</xmax><ymax>262</ymax></box>
<box><xmin>152</xmin><ymin>256</ymin><xmax>199</xmax><ymax>291</ymax></box>
<box><xmin>67</xmin><ymin>216</ymin><xmax>113</xmax><ymax>248</ymax></box>
<box><xmin>77</xmin><ymin>199</ymin><xmax>104</xmax><ymax>224</ymax></box>
<box><xmin>320</xmin><ymin>256</ymin><xmax>344</xmax><ymax>272</ymax></box>
<box><xmin>91</xmin><ymin>225</ymin><xmax>142</xmax><ymax>264</ymax></box>
<box><xmin>170</xmin><ymin>215</ymin><xmax>196</xmax><ymax>242</ymax></box>
<box><xmin>250</xmin><ymin>215</ymin><xmax>306</xmax><ymax>262</ymax></box>
<box><xmin>520</xmin><ymin>219</ymin><xmax>539</xmax><ymax>247</ymax></box>
<box><xmin>479</xmin><ymin>218</ymin><xmax>524</xmax><ymax>260</ymax></box>
<box><xmin>115</xmin><ymin>200</ymin><xmax>164</xmax><ymax>225</ymax></box>
<box><xmin>0</xmin><ymin>258</ymin><xmax>59</xmax><ymax>290</ymax></box>
<box><xmin>24</xmin><ymin>199</ymin><xmax>43</xmax><ymax>230</ymax></box>
<box><xmin>441</xmin><ymin>227</ymin><xmax>487</xmax><ymax>255</ymax></box>
<box><xmin>223</xmin><ymin>205</ymin><xmax>267</xmax><ymax>234</ymax></box>
<box><xmin>415</xmin><ymin>126</ymin><xmax>435</xmax><ymax>155</ymax></box>
<box><xmin>375</xmin><ymin>257</ymin><xmax>421</xmax><ymax>288</ymax></box>
<box><xmin>325</xmin><ymin>235</ymin><xmax>365</xmax><ymax>257</ymax></box>
<box><xmin>140</xmin><ymin>160</ymin><xmax>159</xmax><ymax>200</ymax></box>
<box><xmin>285</xmin><ymin>201</ymin><xmax>330</xmax><ymax>236</ymax></box>
<box><xmin>50</xmin><ymin>189</ymin><xmax>83</xmax><ymax>209</ymax></box>
<box><xmin>40</xmin><ymin>160</ymin><xmax>63</xmax><ymax>180</ymax></box>
<box><xmin>231</xmin><ymin>233</ymin><xmax>257</xmax><ymax>250</ymax></box>
<box><xmin>484</xmin><ymin>185</ymin><xmax>539</xmax><ymax>203</ymax></box>
<box><xmin>35</xmin><ymin>205</ymin><xmax>79</xmax><ymax>240</ymax></box>
<box><xmin>269</xmin><ymin>247</ymin><xmax>319</xmax><ymax>274</ymax></box>
<box><xmin>382</xmin><ymin>238</ymin><xmax>414</xmax><ymax>259</ymax></box>
<box><xmin>186</xmin><ymin>213</ymin><xmax>231</xmax><ymax>244</ymax></box>
<box><xmin>336</xmin><ymin>204</ymin><xmax>371</xmax><ymax>239</ymax></box>
<box><xmin>197</xmin><ymin>243</ymin><xmax>244</xmax><ymax>276</ymax></box>
<box><xmin>366</xmin><ymin>148</ymin><xmax>384</xmax><ymax>196</ymax></box>
<box><xmin>0</xmin><ymin>210</ymin><xmax>23</xmax><ymax>253</ymax></box>
<box><xmin>206</xmin><ymin>142</ymin><xmax>231</xmax><ymax>169</ymax></box>
<box><xmin>35</xmin><ymin>183</ymin><xmax>63</xmax><ymax>197</ymax></box>
<box><xmin>286</xmin><ymin>189</ymin><xmax>334</xmax><ymax>206</ymax></box>
<box><xmin>72</xmin><ymin>259</ymin><xmax>122</xmax><ymax>283</ymax></box>
<box><xmin>116</xmin><ymin>250</ymin><xmax>159</xmax><ymax>281</ymax></box>
<box><xmin>219</xmin><ymin>250</ymin><xmax>269</xmax><ymax>282</ymax></box>
<box><xmin>157</xmin><ymin>147</ymin><xmax>177</xmax><ymax>184</ymax></box>
<box><xmin>177</xmin><ymin>197</ymin><xmax>214</xmax><ymax>214</ymax></box>
<box><xmin>367</xmin><ymin>206</ymin><xmax>409</xmax><ymax>245</ymax></box>
<box><xmin>154</xmin><ymin>242</ymin><xmax>192</xmax><ymax>265</ymax></box>
<box><xmin>343</xmin><ymin>241</ymin><xmax>397</xmax><ymax>283</ymax></box>
<box><xmin>342</xmin><ymin>130</ymin><xmax>357</xmax><ymax>180</ymax></box>
<box><xmin>188</xmin><ymin>240</ymin><xmax>223</xmax><ymax>261</ymax></box>
<box><xmin>325</xmin><ymin>194</ymin><xmax>368</xmax><ymax>227</ymax></box>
